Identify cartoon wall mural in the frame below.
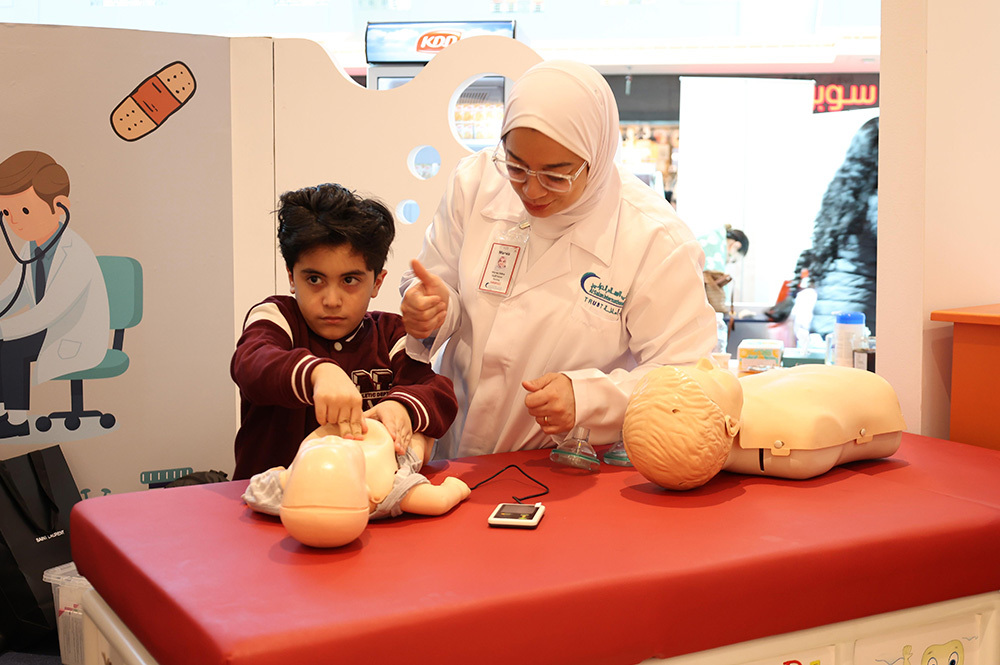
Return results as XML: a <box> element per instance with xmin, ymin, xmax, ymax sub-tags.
<box><xmin>111</xmin><ymin>61</ymin><xmax>197</xmax><ymax>141</ymax></box>
<box><xmin>901</xmin><ymin>640</ymin><xmax>964</xmax><ymax>665</ymax></box>
<box><xmin>0</xmin><ymin>151</ymin><xmax>115</xmax><ymax>440</ymax></box>
<box><xmin>0</xmin><ymin>23</ymin><xmax>242</xmax><ymax>496</ymax></box>
<box><xmin>857</xmin><ymin>611</ymin><xmax>982</xmax><ymax>665</ymax></box>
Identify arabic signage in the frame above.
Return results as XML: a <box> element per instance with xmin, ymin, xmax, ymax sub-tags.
<box><xmin>609</xmin><ymin>73</ymin><xmax>878</xmax><ymax>122</ymax></box>
<box><xmin>812</xmin><ymin>74</ymin><xmax>879</xmax><ymax>113</ymax></box>
<box><xmin>365</xmin><ymin>20</ymin><xmax>516</xmax><ymax>64</ymax></box>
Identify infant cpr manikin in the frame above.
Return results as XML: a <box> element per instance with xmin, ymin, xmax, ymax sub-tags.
<box><xmin>244</xmin><ymin>419</ymin><xmax>471</xmax><ymax>547</ymax></box>
<box><xmin>623</xmin><ymin>360</ymin><xmax>906</xmax><ymax>491</ymax></box>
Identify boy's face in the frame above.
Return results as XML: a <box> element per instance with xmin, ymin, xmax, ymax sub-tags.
<box><xmin>0</xmin><ymin>188</ymin><xmax>67</xmax><ymax>244</ymax></box>
<box><xmin>287</xmin><ymin>244</ymin><xmax>385</xmax><ymax>341</ymax></box>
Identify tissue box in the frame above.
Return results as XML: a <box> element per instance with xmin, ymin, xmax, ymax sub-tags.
<box><xmin>781</xmin><ymin>348</ymin><xmax>826</xmax><ymax>367</ymax></box>
<box><xmin>737</xmin><ymin>338</ymin><xmax>784</xmax><ymax>373</ymax></box>
<box><xmin>43</xmin><ymin>561</ymin><xmax>92</xmax><ymax>665</ymax></box>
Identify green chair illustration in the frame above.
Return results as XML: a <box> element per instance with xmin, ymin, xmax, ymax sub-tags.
<box><xmin>35</xmin><ymin>256</ymin><xmax>143</xmax><ymax>432</ymax></box>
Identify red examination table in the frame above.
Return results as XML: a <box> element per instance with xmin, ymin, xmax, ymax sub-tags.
<box><xmin>70</xmin><ymin>432</ymin><xmax>1000</xmax><ymax>665</ymax></box>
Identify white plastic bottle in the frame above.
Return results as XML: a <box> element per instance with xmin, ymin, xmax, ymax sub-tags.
<box><xmin>832</xmin><ymin>311</ymin><xmax>865</xmax><ymax>367</ymax></box>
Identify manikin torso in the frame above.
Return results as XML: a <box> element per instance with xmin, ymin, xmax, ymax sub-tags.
<box><xmin>299</xmin><ymin>421</ymin><xmax>399</xmax><ymax>512</ymax></box>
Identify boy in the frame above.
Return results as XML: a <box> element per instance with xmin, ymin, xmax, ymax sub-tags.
<box><xmin>231</xmin><ymin>183</ymin><xmax>457</xmax><ymax>480</ymax></box>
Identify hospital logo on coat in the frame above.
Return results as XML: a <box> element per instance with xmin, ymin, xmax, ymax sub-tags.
<box><xmin>579</xmin><ymin>272</ymin><xmax>627</xmax><ymax>317</ymax></box>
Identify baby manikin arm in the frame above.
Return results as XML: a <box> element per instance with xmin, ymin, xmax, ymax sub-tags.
<box><xmin>399</xmin><ymin>477</ymin><xmax>472</xmax><ymax>515</ymax></box>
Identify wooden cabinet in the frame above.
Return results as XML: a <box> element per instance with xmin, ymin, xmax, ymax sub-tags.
<box><xmin>930</xmin><ymin>303</ymin><xmax>1000</xmax><ymax>450</ymax></box>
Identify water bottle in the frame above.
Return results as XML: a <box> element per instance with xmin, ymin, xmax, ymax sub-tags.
<box><xmin>828</xmin><ymin>311</ymin><xmax>865</xmax><ymax>367</ymax></box>
<box><xmin>715</xmin><ymin>311</ymin><xmax>728</xmax><ymax>354</ymax></box>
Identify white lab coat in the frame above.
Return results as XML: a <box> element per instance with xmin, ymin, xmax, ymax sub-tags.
<box><xmin>0</xmin><ymin>229</ymin><xmax>110</xmax><ymax>384</ymax></box>
<box><xmin>402</xmin><ymin>151</ymin><xmax>716</xmax><ymax>458</ymax></box>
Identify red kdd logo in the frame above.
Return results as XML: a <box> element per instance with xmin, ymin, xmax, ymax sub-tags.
<box><xmin>416</xmin><ymin>30</ymin><xmax>462</xmax><ymax>53</ymax></box>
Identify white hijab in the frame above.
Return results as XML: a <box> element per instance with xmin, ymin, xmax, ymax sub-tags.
<box><xmin>500</xmin><ymin>60</ymin><xmax>623</xmax><ymax>236</ymax></box>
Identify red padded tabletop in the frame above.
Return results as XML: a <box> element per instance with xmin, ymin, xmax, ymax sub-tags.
<box><xmin>71</xmin><ymin>433</ymin><xmax>1000</xmax><ymax>665</ymax></box>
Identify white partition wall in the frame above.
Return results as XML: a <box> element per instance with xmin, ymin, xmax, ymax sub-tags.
<box><xmin>879</xmin><ymin>0</ymin><xmax>1000</xmax><ymax>439</ymax></box>
<box><xmin>272</xmin><ymin>35</ymin><xmax>542</xmax><ymax>314</ymax></box>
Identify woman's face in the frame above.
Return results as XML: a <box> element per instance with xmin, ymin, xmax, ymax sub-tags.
<box><xmin>726</xmin><ymin>238</ymin><xmax>743</xmax><ymax>263</ymax></box>
<box><xmin>503</xmin><ymin>128</ymin><xmax>589</xmax><ymax>218</ymax></box>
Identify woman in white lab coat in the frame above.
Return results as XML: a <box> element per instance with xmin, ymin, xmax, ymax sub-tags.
<box><xmin>400</xmin><ymin>60</ymin><xmax>716</xmax><ymax>459</ymax></box>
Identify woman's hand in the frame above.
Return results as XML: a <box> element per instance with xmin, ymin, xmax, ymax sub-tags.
<box><xmin>364</xmin><ymin>400</ymin><xmax>413</xmax><ymax>455</ymax></box>
<box><xmin>523</xmin><ymin>373</ymin><xmax>576</xmax><ymax>435</ymax></box>
<box><xmin>311</xmin><ymin>363</ymin><xmax>366</xmax><ymax>439</ymax></box>
<box><xmin>401</xmin><ymin>259</ymin><xmax>449</xmax><ymax>339</ymax></box>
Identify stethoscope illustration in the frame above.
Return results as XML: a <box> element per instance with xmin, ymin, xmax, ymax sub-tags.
<box><xmin>0</xmin><ymin>201</ymin><xmax>70</xmax><ymax>317</ymax></box>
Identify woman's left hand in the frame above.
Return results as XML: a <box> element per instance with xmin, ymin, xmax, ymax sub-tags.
<box><xmin>523</xmin><ymin>373</ymin><xmax>576</xmax><ymax>435</ymax></box>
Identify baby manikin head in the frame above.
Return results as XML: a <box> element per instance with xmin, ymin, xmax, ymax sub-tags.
<box><xmin>279</xmin><ymin>420</ymin><xmax>397</xmax><ymax>548</ymax></box>
<box><xmin>623</xmin><ymin>359</ymin><xmax>742</xmax><ymax>490</ymax></box>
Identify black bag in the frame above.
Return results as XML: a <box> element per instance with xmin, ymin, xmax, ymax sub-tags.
<box><xmin>0</xmin><ymin>446</ymin><xmax>80</xmax><ymax>650</ymax></box>
<box><xmin>165</xmin><ymin>469</ymin><xmax>229</xmax><ymax>488</ymax></box>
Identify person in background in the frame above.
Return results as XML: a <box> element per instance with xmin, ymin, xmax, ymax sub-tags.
<box><xmin>231</xmin><ymin>184</ymin><xmax>457</xmax><ymax>479</ymax></box>
<box><xmin>400</xmin><ymin>60</ymin><xmax>716</xmax><ymax>460</ymax></box>
<box><xmin>767</xmin><ymin>117</ymin><xmax>879</xmax><ymax>337</ymax></box>
<box><xmin>725</xmin><ymin>226</ymin><xmax>749</xmax><ymax>264</ymax></box>
<box><xmin>698</xmin><ymin>224</ymin><xmax>748</xmax><ymax>273</ymax></box>
<box><xmin>697</xmin><ymin>224</ymin><xmax>748</xmax><ymax>313</ymax></box>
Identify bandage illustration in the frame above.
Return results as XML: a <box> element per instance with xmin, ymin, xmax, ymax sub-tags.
<box><xmin>110</xmin><ymin>61</ymin><xmax>197</xmax><ymax>141</ymax></box>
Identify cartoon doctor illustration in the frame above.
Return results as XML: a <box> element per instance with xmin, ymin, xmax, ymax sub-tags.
<box><xmin>0</xmin><ymin>151</ymin><xmax>109</xmax><ymax>438</ymax></box>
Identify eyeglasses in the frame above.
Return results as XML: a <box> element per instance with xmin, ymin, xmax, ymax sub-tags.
<box><xmin>491</xmin><ymin>146</ymin><xmax>588</xmax><ymax>193</ymax></box>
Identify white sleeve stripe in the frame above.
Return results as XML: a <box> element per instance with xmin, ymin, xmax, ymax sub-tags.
<box><xmin>245</xmin><ymin>302</ymin><xmax>293</xmax><ymax>342</ymax></box>
<box><xmin>292</xmin><ymin>356</ymin><xmax>320</xmax><ymax>404</ymax></box>
<box><xmin>392</xmin><ymin>392</ymin><xmax>430</xmax><ymax>432</ymax></box>
<box><xmin>389</xmin><ymin>337</ymin><xmax>407</xmax><ymax>359</ymax></box>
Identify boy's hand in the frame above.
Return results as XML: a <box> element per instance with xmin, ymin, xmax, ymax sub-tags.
<box><xmin>364</xmin><ymin>400</ymin><xmax>413</xmax><ymax>455</ymax></box>
<box><xmin>312</xmin><ymin>363</ymin><xmax>367</xmax><ymax>439</ymax></box>
<box><xmin>523</xmin><ymin>373</ymin><xmax>576</xmax><ymax>435</ymax></box>
<box><xmin>401</xmin><ymin>259</ymin><xmax>449</xmax><ymax>339</ymax></box>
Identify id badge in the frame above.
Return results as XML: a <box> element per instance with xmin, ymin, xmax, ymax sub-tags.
<box><xmin>478</xmin><ymin>221</ymin><xmax>530</xmax><ymax>297</ymax></box>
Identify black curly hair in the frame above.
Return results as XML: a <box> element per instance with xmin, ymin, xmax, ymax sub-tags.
<box><xmin>725</xmin><ymin>225</ymin><xmax>749</xmax><ymax>257</ymax></box>
<box><xmin>805</xmin><ymin>116</ymin><xmax>879</xmax><ymax>285</ymax></box>
<box><xmin>277</xmin><ymin>183</ymin><xmax>395</xmax><ymax>274</ymax></box>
